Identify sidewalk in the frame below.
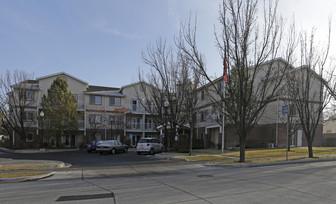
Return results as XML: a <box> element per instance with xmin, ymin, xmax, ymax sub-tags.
<box><xmin>2</xmin><ymin>147</ymin><xmax>336</xmax><ymax>182</ymax></box>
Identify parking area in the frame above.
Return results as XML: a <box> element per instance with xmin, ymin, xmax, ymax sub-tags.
<box><xmin>0</xmin><ymin>149</ymin><xmax>169</xmax><ymax>168</ymax></box>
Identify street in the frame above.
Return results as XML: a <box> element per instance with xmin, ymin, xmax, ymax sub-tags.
<box><xmin>1</xmin><ymin>150</ymin><xmax>336</xmax><ymax>203</ymax></box>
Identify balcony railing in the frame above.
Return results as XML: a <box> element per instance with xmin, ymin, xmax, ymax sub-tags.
<box><xmin>78</xmin><ymin>120</ymin><xmax>85</xmax><ymax>130</ymax></box>
<box><xmin>128</xmin><ymin>105</ymin><xmax>157</xmax><ymax>114</ymax></box>
<box><xmin>206</xmin><ymin>118</ymin><xmax>219</xmax><ymax>126</ymax></box>
<box><xmin>77</xmin><ymin>101</ymin><xmax>85</xmax><ymax>110</ymax></box>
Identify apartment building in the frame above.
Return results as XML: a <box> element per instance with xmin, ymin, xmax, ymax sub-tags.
<box><xmin>8</xmin><ymin>58</ymin><xmax>324</xmax><ymax>149</ymax></box>
<box><xmin>196</xmin><ymin>58</ymin><xmax>324</xmax><ymax>149</ymax></box>
<box><xmin>10</xmin><ymin>72</ymin><xmax>159</xmax><ymax>148</ymax></box>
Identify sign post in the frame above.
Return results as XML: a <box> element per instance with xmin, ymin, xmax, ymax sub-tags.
<box><xmin>282</xmin><ymin>105</ymin><xmax>289</xmax><ymax>161</ymax></box>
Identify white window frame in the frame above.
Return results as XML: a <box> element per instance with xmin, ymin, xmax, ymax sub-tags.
<box><xmin>25</xmin><ymin>111</ymin><xmax>34</xmax><ymax>121</ymax></box>
<box><xmin>89</xmin><ymin>95</ymin><xmax>102</xmax><ymax>105</ymax></box>
<box><xmin>109</xmin><ymin>97</ymin><xmax>121</xmax><ymax>106</ymax></box>
<box><xmin>26</xmin><ymin>91</ymin><xmax>35</xmax><ymax>100</ymax></box>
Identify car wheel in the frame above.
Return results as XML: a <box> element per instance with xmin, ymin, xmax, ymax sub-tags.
<box><xmin>150</xmin><ymin>148</ymin><xmax>154</xmax><ymax>155</ymax></box>
<box><xmin>111</xmin><ymin>148</ymin><xmax>116</xmax><ymax>155</ymax></box>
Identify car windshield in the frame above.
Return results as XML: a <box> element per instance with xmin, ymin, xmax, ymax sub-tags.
<box><xmin>101</xmin><ymin>141</ymin><xmax>113</xmax><ymax>145</ymax></box>
<box><xmin>138</xmin><ymin>139</ymin><xmax>150</xmax><ymax>143</ymax></box>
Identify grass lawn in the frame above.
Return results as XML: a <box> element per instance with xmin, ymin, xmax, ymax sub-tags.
<box><xmin>0</xmin><ymin>162</ymin><xmax>59</xmax><ymax>179</ymax></box>
<box><xmin>0</xmin><ymin>172</ymin><xmax>48</xmax><ymax>178</ymax></box>
<box><xmin>175</xmin><ymin>147</ymin><xmax>336</xmax><ymax>164</ymax></box>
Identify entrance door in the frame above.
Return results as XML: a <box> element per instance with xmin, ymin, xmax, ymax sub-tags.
<box><xmin>297</xmin><ymin>130</ymin><xmax>303</xmax><ymax>147</ymax></box>
<box><xmin>71</xmin><ymin>135</ymin><xmax>76</xmax><ymax>147</ymax></box>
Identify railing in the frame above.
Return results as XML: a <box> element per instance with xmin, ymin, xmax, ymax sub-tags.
<box><xmin>127</xmin><ymin>105</ymin><xmax>158</xmax><ymax>114</ymax></box>
<box><xmin>78</xmin><ymin>120</ymin><xmax>85</xmax><ymax>130</ymax></box>
<box><xmin>206</xmin><ymin>118</ymin><xmax>219</xmax><ymax>126</ymax></box>
<box><xmin>77</xmin><ymin>101</ymin><xmax>85</xmax><ymax>110</ymax></box>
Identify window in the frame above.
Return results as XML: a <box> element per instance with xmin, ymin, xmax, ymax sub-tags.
<box><xmin>26</xmin><ymin>133</ymin><xmax>33</xmax><ymax>142</ymax></box>
<box><xmin>145</xmin><ymin>118</ymin><xmax>153</xmax><ymax>129</ymax></box>
<box><xmin>26</xmin><ymin>91</ymin><xmax>35</xmax><ymax>100</ymax></box>
<box><xmin>201</xmin><ymin>111</ymin><xmax>207</xmax><ymax>121</ymax></box>
<box><xmin>89</xmin><ymin>95</ymin><xmax>102</xmax><ymax>105</ymax></box>
<box><xmin>89</xmin><ymin>114</ymin><xmax>102</xmax><ymax>124</ymax></box>
<box><xmin>137</xmin><ymin>118</ymin><xmax>142</xmax><ymax>129</ymax></box>
<box><xmin>146</xmin><ymin>101</ymin><xmax>153</xmax><ymax>112</ymax></box>
<box><xmin>24</xmin><ymin>112</ymin><xmax>34</xmax><ymax>121</ymax></box>
<box><xmin>132</xmin><ymin>100</ymin><xmax>138</xmax><ymax>111</ymax></box>
<box><xmin>131</xmin><ymin>118</ymin><xmax>137</xmax><ymax>129</ymax></box>
<box><xmin>109</xmin><ymin>97</ymin><xmax>121</xmax><ymax>106</ymax></box>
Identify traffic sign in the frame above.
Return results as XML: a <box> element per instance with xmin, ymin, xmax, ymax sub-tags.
<box><xmin>282</xmin><ymin>105</ymin><xmax>288</xmax><ymax>115</ymax></box>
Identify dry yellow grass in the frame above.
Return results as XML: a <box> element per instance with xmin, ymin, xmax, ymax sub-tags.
<box><xmin>0</xmin><ymin>164</ymin><xmax>52</xmax><ymax>171</ymax></box>
<box><xmin>0</xmin><ymin>172</ymin><xmax>48</xmax><ymax>178</ymax></box>
<box><xmin>175</xmin><ymin>147</ymin><xmax>336</xmax><ymax>164</ymax></box>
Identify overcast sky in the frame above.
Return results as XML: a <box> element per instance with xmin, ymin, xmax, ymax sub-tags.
<box><xmin>0</xmin><ymin>0</ymin><xmax>335</xmax><ymax>87</ymax></box>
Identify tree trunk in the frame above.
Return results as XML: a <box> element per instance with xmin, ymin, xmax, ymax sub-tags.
<box><xmin>239</xmin><ymin>136</ymin><xmax>246</xmax><ymax>162</ymax></box>
<box><xmin>189</xmin><ymin>127</ymin><xmax>193</xmax><ymax>156</ymax></box>
<box><xmin>307</xmin><ymin>139</ymin><xmax>314</xmax><ymax>158</ymax></box>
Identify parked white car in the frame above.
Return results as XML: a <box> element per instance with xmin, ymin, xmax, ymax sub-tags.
<box><xmin>136</xmin><ymin>138</ymin><xmax>163</xmax><ymax>155</ymax></box>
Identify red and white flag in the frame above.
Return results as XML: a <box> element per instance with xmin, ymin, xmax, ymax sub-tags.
<box><xmin>223</xmin><ymin>58</ymin><xmax>228</xmax><ymax>83</ymax></box>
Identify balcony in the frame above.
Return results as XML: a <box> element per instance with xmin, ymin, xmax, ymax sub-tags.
<box><xmin>77</xmin><ymin>101</ymin><xmax>85</xmax><ymax>110</ymax></box>
<box><xmin>78</xmin><ymin>120</ymin><xmax>85</xmax><ymax>130</ymax></box>
<box><xmin>206</xmin><ymin>118</ymin><xmax>219</xmax><ymax>126</ymax></box>
<box><xmin>128</xmin><ymin>105</ymin><xmax>157</xmax><ymax>114</ymax></box>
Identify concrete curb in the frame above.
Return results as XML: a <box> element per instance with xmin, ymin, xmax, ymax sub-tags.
<box><xmin>203</xmin><ymin>157</ymin><xmax>336</xmax><ymax>168</ymax></box>
<box><xmin>0</xmin><ymin>147</ymin><xmax>79</xmax><ymax>153</ymax></box>
<box><xmin>0</xmin><ymin>172</ymin><xmax>56</xmax><ymax>183</ymax></box>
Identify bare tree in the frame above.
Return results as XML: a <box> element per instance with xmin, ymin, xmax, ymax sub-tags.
<box><xmin>288</xmin><ymin>25</ymin><xmax>335</xmax><ymax>158</ymax></box>
<box><xmin>0</xmin><ymin>70</ymin><xmax>36</xmax><ymax>147</ymax></box>
<box><xmin>179</xmin><ymin>0</ymin><xmax>295</xmax><ymax>162</ymax></box>
<box><xmin>139</xmin><ymin>38</ymin><xmax>191</xmax><ymax>151</ymax></box>
<box><xmin>109</xmin><ymin>107</ymin><xmax>132</xmax><ymax>143</ymax></box>
<box><xmin>175</xmin><ymin>25</ymin><xmax>202</xmax><ymax>155</ymax></box>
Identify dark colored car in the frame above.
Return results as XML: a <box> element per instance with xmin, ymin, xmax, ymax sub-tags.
<box><xmin>86</xmin><ymin>140</ymin><xmax>102</xmax><ymax>153</ymax></box>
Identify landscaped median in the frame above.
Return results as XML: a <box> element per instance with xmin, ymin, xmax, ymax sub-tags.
<box><xmin>0</xmin><ymin>158</ymin><xmax>65</xmax><ymax>181</ymax></box>
<box><xmin>175</xmin><ymin>147</ymin><xmax>336</xmax><ymax>165</ymax></box>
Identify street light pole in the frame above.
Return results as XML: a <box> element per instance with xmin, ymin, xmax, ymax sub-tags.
<box><xmin>40</xmin><ymin>110</ymin><xmax>44</xmax><ymax>149</ymax></box>
<box><xmin>164</xmin><ymin>99</ymin><xmax>169</xmax><ymax>152</ymax></box>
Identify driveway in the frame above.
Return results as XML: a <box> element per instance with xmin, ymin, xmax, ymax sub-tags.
<box><xmin>0</xmin><ymin>149</ymin><xmax>176</xmax><ymax>168</ymax></box>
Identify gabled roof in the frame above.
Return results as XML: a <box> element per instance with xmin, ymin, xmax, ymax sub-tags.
<box><xmin>86</xmin><ymin>85</ymin><xmax>119</xmax><ymax>92</ymax></box>
<box><xmin>119</xmin><ymin>81</ymin><xmax>154</xmax><ymax>92</ymax></box>
<box><xmin>36</xmin><ymin>72</ymin><xmax>88</xmax><ymax>85</ymax></box>
<box><xmin>84</xmin><ymin>90</ymin><xmax>126</xmax><ymax>97</ymax></box>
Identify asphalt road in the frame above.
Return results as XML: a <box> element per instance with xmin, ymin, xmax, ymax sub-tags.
<box><xmin>2</xmin><ymin>160</ymin><xmax>336</xmax><ymax>203</ymax></box>
<box><xmin>0</xmin><ymin>149</ymin><xmax>171</xmax><ymax>168</ymax></box>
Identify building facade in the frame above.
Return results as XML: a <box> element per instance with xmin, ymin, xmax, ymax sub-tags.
<box><xmin>8</xmin><ymin>59</ymin><xmax>324</xmax><ymax>149</ymax></box>
<box><xmin>10</xmin><ymin>72</ymin><xmax>159</xmax><ymax>148</ymax></box>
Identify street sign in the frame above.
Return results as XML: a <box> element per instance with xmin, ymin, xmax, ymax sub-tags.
<box><xmin>282</xmin><ymin>105</ymin><xmax>288</xmax><ymax>115</ymax></box>
<box><xmin>130</xmin><ymin>134</ymin><xmax>132</xmax><ymax>139</ymax></box>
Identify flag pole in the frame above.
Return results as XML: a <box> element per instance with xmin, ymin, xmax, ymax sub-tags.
<box><xmin>222</xmin><ymin>84</ymin><xmax>225</xmax><ymax>153</ymax></box>
<box><xmin>222</xmin><ymin>58</ymin><xmax>228</xmax><ymax>154</ymax></box>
